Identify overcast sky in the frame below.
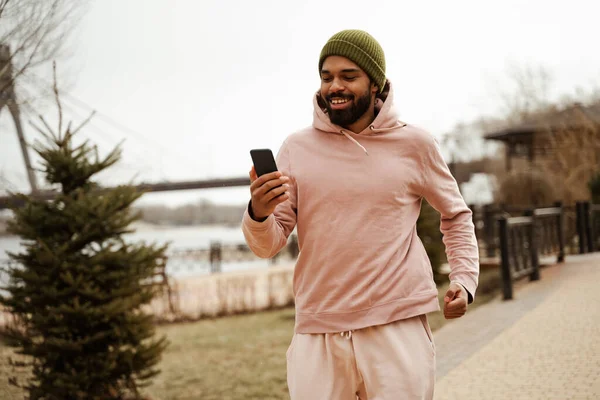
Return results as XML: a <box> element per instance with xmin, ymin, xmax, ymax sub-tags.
<box><xmin>1</xmin><ymin>0</ymin><xmax>599</xmax><ymax>206</ymax></box>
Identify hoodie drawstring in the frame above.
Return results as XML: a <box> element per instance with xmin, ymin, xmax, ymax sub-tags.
<box><xmin>340</xmin><ymin>330</ymin><xmax>353</xmax><ymax>339</ymax></box>
<box><xmin>339</xmin><ymin>123</ymin><xmax>407</xmax><ymax>156</ymax></box>
<box><xmin>340</xmin><ymin>130</ymin><xmax>369</xmax><ymax>156</ymax></box>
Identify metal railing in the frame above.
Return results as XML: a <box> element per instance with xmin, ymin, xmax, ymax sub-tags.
<box><xmin>167</xmin><ymin>234</ymin><xmax>299</xmax><ymax>274</ymax></box>
<box><xmin>0</xmin><ymin>235</ymin><xmax>300</xmax><ymax>283</ymax></box>
<box><xmin>498</xmin><ymin>202</ymin><xmax>597</xmax><ymax>300</ymax></box>
<box><xmin>533</xmin><ymin>206</ymin><xmax>565</xmax><ymax>263</ymax></box>
<box><xmin>472</xmin><ymin>204</ymin><xmax>544</xmax><ymax>258</ymax></box>
<box><xmin>576</xmin><ymin>201</ymin><xmax>600</xmax><ymax>253</ymax></box>
<box><xmin>498</xmin><ymin>214</ymin><xmax>540</xmax><ymax>300</ymax></box>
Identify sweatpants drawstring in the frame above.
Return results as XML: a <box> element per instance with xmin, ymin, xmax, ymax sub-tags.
<box><xmin>340</xmin><ymin>330</ymin><xmax>353</xmax><ymax>339</ymax></box>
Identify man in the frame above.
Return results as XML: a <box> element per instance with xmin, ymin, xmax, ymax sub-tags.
<box><xmin>242</xmin><ymin>29</ymin><xmax>479</xmax><ymax>400</ymax></box>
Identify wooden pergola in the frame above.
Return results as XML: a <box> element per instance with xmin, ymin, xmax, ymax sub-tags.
<box><xmin>484</xmin><ymin>103</ymin><xmax>600</xmax><ymax>171</ymax></box>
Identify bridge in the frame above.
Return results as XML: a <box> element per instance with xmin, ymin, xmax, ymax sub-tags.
<box><xmin>0</xmin><ymin>177</ymin><xmax>251</xmax><ymax>210</ymax></box>
<box><xmin>1</xmin><ymin>44</ymin><xmax>252</xmax><ymax>210</ymax></box>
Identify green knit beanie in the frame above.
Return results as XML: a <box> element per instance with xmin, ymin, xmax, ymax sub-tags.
<box><xmin>319</xmin><ymin>29</ymin><xmax>386</xmax><ymax>92</ymax></box>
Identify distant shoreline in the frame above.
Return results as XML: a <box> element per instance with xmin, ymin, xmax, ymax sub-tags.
<box><xmin>0</xmin><ymin>221</ymin><xmax>243</xmax><ymax>239</ymax></box>
<box><xmin>128</xmin><ymin>221</ymin><xmax>242</xmax><ymax>231</ymax></box>
<box><xmin>0</xmin><ymin>201</ymin><xmax>246</xmax><ymax>236</ymax></box>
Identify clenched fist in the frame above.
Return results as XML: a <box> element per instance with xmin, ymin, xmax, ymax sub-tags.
<box><xmin>249</xmin><ymin>166</ymin><xmax>290</xmax><ymax>221</ymax></box>
<box><xmin>443</xmin><ymin>282</ymin><xmax>468</xmax><ymax>320</ymax></box>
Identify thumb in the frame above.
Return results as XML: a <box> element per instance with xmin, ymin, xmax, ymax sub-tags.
<box><xmin>249</xmin><ymin>166</ymin><xmax>258</xmax><ymax>182</ymax></box>
<box><xmin>444</xmin><ymin>285</ymin><xmax>458</xmax><ymax>303</ymax></box>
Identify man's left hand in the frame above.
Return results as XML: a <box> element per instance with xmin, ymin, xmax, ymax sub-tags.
<box><xmin>443</xmin><ymin>282</ymin><xmax>468</xmax><ymax>320</ymax></box>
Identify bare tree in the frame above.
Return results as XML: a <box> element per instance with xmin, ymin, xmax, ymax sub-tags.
<box><xmin>439</xmin><ymin>64</ymin><xmax>553</xmax><ymax>165</ymax></box>
<box><xmin>490</xmin><ymin>63</ymin><xmax>600</xmax><ymax>206</ymax></box>
<box><xmin>442</xmin><ymin>62</ymin><xmax>600</xmax><ymax>210</ymax></box>
<box><xmin>494</xmin><ymin>62</ymin><xmax>600</xmax><ymax>125</ymax></box>
<box><xmin>442</xmin><ymin>117</ymin><xmax>504</xmax><ymax>164</ymax></box>
<box><xmin>536</xmin><ymin>104</ymin><xmax>600</xmax><ymax>204</ymax></box>
<box><xmin>499</xmin><ymin>64</ymin><xmax>554</xmax><ymax>124</ymax></box>
<box><xmin>1</xmin><ymin>0</ymin><xmax>88</xmax><ymax>193</ymax></box>
<box><xmin>0</xmin><ymin>0</ymin><xmax>87</xmax><ymax>97</ymax></box>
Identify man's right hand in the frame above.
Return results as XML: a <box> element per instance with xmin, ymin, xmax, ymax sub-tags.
<box><xmin>249</xmin><ymin>166</ymin><xmax>290</xmax><ymax>221</ymax></box>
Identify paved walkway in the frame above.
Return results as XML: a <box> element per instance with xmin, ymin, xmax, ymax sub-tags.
<box><xmin>433</xmin><ymin>253</ymin><xmax>600</xmax><ymax>400</ymax></box>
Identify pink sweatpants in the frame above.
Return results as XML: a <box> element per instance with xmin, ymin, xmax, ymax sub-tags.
<box><xmin>286</xmin><ymin>315</ymin><xmax>436</xmax><ymax>400</ymax></box>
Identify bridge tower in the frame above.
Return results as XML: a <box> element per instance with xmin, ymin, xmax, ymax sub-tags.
<box><xmin>0</xmin><ymin>44</ymin><xmax>38</xmax><ymax>193</ymax></box>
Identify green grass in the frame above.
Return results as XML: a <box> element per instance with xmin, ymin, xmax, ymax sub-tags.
<box><xmin>0</xmin><ymin>268</ymin><xmax>502</xmax><ymax>400</ymax></box>
<box><xmin>148</xmin><ymin>308</ymin><xmax>295</xmax><ymax>400</ymax></box>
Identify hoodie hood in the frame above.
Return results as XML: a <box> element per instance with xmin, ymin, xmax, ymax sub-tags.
<box><xmin>313</xmin><ymin>80</ymin><xmax>405</xmax><ymax>136</ymax></box>
<box><xmin>313</xmin><ymin>80</ymin><xmax>406</xmax><ymax>155</ymax></box>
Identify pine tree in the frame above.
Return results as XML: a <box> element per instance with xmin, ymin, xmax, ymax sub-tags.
<box><xmin>0</xmin><ymin>69</ymin><xmax>169</xmax><ymax>399</ymax></box>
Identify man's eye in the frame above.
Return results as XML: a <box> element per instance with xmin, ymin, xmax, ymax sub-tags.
<box><xmin>344</xmin><ymin>76</ymin><xmax>357</xmax><ymax>81</ymax></box>
<box><xmin>321</xmin><ymin>77</ymin><xmax>332</xmax><ymax>82</ymax></box>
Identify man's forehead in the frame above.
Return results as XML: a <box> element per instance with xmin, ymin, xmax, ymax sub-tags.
<box><xmin>321</xmin><ymin>56</ymin><xmax>363</xmax><ymax>73</ymax></box>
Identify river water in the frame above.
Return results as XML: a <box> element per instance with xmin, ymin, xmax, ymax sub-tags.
<box><xmin>0</xmin><ymin>224</ymin><xmax>274</xmax><ymax>279</ymax></box>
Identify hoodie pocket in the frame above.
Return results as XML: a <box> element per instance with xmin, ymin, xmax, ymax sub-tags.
<box><xmin>418</xmin><ymin>314</ymin><xmax>436</xmax><ymax>356</ymax></box>
<box><xmin>286</xmin><ymin>334</ymin><xmax>296</xmax><ymax>360</ymax></box>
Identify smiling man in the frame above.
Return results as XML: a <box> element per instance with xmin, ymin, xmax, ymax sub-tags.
<box><xmin>242</xmin><ymin>29</ymin><xmax>479</xmax><ymax>400</ymax></box>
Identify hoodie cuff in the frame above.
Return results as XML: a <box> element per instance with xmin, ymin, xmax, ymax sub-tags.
<box><xmin>451</xmin><ymin>281</ymin><xmax>474</xmax><ymax>304</ymax></box>
<box><xmin>247</xmin><ymin>200</ymin><xmax>268</xmax><ymax>223</ymax></box>
<box><xmin>243</xmin><ymin>201</ymin><xmax>273</xmax><ymax>230</ymax></box>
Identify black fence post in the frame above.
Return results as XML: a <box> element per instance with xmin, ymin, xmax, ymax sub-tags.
<box><xmin>576</xmin><ymin>202</ymin><xmax>586</xmax><ymax>254</ymax></box>
<box><xmin>498</xmin><ymin>217</ymin><xmax>513</xmax><ymax>300</ymax></box>
<box><xmin>583</xmin><ymin>202</ymin><xmax>594</xmax><ymax>253</ymax></box>
<box><xmin>592</xmin><ymin>203</ymin><xmax>600</xmax><ymax>253</ymax></box>
<box><xmin>525</xmin><ymin>209</ymin><xmax>540</xmax><ymax>281</ymax></box>
<box><xmin>210</xmin><ymin>242</ymin><xmax>222</xmax><ymax>273</ymax></box>
<box><xmin>554</xmin><ymin>201</ymin><xmax>565</xmax><ymax>263</ymax></box>
<box><xmin>484</xmin><ymin>204</ymin><xmax>495</xmax><ymax>258</ymax></box>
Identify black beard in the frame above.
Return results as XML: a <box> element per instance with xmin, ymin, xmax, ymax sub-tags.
<box><xmin>325</xmin><ymin>89</ymin><xmax>372</xmax><ymax>128</ymax></box>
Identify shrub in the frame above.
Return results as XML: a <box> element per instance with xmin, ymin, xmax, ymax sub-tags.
<box><xmin>0</xmin><ymin>80</ymin><xmax>168</xmax><ymax>399</ymax></box>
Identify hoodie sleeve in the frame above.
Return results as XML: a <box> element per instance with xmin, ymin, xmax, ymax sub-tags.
<box><xmin>241</xmin><ymin>140</ymin><xmax>298</xmax><ymax>259</ymax></box>
<box><xmin>420</xmin><ymin>134</ymin><xmax>479</xmax><ymax>303</ymax></box>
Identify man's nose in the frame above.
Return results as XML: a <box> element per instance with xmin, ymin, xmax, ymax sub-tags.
<box><xmin>330</xmin><ymin>77</ymin><xmax>345</xmax><ymax>93</ymax></box>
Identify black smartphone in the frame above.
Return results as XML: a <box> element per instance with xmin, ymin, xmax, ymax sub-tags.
<box><xmin>250</xmin><ymin>149</ymin><xmax>279</xmax><ymax>177</ymax></box>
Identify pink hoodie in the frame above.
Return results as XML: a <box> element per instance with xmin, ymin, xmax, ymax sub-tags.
<box><xmin>242</xmin><ymin>82</ymin><xmax>479</xmax><ymax>334</ymax></box>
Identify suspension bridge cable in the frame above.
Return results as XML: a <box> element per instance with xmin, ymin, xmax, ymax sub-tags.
<box><xmin>21</xmin><ymin>72</ymin><xmax>201</xmax><ymax>172</ymax></box>
<box><xmin>16</xmin><ymin>80</ymin><xmax>171</xmax><ymax>182</ymax></box>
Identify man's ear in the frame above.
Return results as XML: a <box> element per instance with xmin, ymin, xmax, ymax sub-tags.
<box><xmin>371</xmin><ymin>82</ymin><xmax>379</xmax><ymax>94</ymax></box>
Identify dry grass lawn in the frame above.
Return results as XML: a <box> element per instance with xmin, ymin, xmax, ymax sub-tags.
<box><xmin>0</xmin><ymin>268</ymin><xmax>501</xmax><ymax>400</ymax></box>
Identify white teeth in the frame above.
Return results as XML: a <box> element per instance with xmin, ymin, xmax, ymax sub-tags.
<box><xmin>331</xmin><ymin>98</ymin><xmax>349</xmax><ymax>104</ymax></box>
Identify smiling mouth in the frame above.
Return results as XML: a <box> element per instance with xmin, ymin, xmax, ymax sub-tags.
<box><xmin>330</xmin><ymin>98</ymin><xmax>350</xmax><ymax>105</ymax></box>
<box><xmin>328</xmin><ymin>96</ymin><xmax>353</xmax><ymax>110</ymax></box>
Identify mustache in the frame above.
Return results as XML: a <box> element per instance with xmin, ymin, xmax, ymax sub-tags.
<box><xmin>325</xmin><ymin>92</ymin><xmax>353</xmax><ymax>102</ymax></box>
